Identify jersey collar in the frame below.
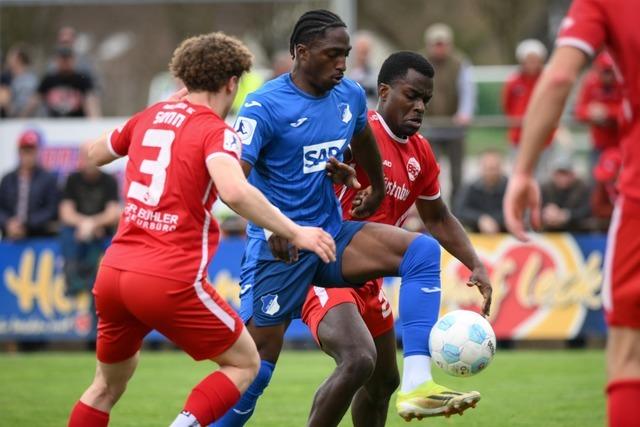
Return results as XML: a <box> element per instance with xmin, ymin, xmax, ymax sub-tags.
<box><xmin>375</xmin><ymin>111</ymin><xmax>408</xmax><ymax>144</ymax></box>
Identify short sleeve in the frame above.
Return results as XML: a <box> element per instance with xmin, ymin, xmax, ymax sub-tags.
<box><xmin>61</xmin><ymin>173</ymin><xmax>78</xmax><ymax>202</ymax></box>
<box><xmin>203</xmin><ymin>126</ymin><xmax>242</xmax><ymax>164</ymax></box>
<box><xmin>556</xmin><ymin>0</ymin><xmax>606</xmax><ymax>57</ymax></box>
<box><xmin>418</xmin><ymin>140</ymin><xmax>441</xmax><ymax>201</ymax></box>
<box><xmin>107</xmin><ymin>112</ymin><xmax>142</xmax><ymax>158</ymax></box>
<box><xmin>233</xmin><ymin>94</ymin><xmax>273</xmax><ymax>166</ymax></box>
<box><xmin>354</xmin><ymin>82</ymin><xmax>368</xmax><ymax>134</ymax></box>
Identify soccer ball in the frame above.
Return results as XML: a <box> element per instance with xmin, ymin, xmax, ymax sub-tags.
<box><xmin>429</xmin><ymin>310</ymin><xmax>496</xmax><ymax>377</ymax></box>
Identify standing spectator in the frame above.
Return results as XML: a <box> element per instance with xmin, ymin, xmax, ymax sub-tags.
<box><xmin>540</xmin><ymin>156</ymin><xmax>591</xmax><ymax>232</ymax></box>
<box><xmin>0</xmin><ymin>44</ymin><xmax>38</xmax><ymax>117</ymax></box>
<box><xmin>455</xmin><ymin>149</ymin><xmax>507</xmax><ymax>233</ymax></box>
<box><xmin>590</xmin><ymin>147</ymin><xmax>622</xmax><ymax>231</ymax></box>
<box><xmin>24</xmin><ymin>46</ymin><xmax>101</xmax><ymax>118</ymax></box>
<box><xmin>348</xmin><ymin>31</ymin><xmax>377</xmax><ymax>102</ymax></box>
<box><xmin>59</xmin><ymin>143</ymin><xmax>120</xmax><ymax>295</ymax></box>
<box><xmin>48</xmin><ymin>26</ymin><xmax>98</xmax><ymax>81</ymax></box>
<box><xmin>0</xmin><ymin>130</ymin><xmax>59</xmax><ymax>239</ymax></box>
<box><xmin>422</xmin><ymin>23</ymin><xmax>476</xmax><ymax>203</ymax></box>
<box><xmin>503</xmin><ymin>39</ymin><xmax>555</xmax><ymax>179</ymax></box>
<box><xmin>575</xmin><ymin>51</ymin><xmax>624</xmax><ymax>172</ymax></box>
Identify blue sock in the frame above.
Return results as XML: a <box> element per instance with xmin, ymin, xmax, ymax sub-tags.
<box><xmin>398</xmin><ymin>234</ymin><xmax>441</xmax><ymax>357</ymax></box>
<box><xmin>211</xmin><ymin>360</ymin><xmax>275</xmax><ymax>427</ymax></box>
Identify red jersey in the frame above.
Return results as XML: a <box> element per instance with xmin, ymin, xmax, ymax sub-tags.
<box><xmin>557</xmin><ymin>0</ymin><xmax>640</xmax><ymax>200</ymax></box>
<box><xmin>339</xmin><ymin>111</ymin><xmax>440</xmax><ymax>225</ymax></box>
<box><xmin>102</xmin><ymin>101</ymin><xmax>242</xmax><ymax>284</ymax></box>
<box><xmin>575</xmin><ymin>71</ymin><xmax>623</xmax><ymax>151</ymax></box>
<box><xmin>502</xmin><ymin>71</ymin><xmax>553</xmax><ymax>147</ymax></box>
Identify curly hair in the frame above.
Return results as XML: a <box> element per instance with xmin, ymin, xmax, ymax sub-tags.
<box><xmin>170</xmin><ymin>32</ymin><xmax>253</xmax><ymax>93</ymax></box>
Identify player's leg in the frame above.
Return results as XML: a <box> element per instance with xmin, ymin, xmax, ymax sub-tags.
<box><xmin>307</xmin><ymin>303</ymin><xmax>377</xmax><ymax>427</ymax></box>
<box><xmin>350</xmin><ymin>329</ymin><xmax>399</xmax><ymax>427</ymax></box>
<box><xmin>606</xmin><ymin>327</ymin><xmax>640</xmax><ymax>427</ymax></box>
<box><xmin>337</xmin><ymin>222</ymin><xmax>480</xmax><ymax>419</ymax></box>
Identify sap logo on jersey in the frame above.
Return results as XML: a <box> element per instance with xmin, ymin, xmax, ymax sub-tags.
<box><xmin>261</xmin><ymin>294</ymin><xmax>280</xmax><ymax>316</ymax></box>
<box><xmin>303</xmin><ymin>139</ymin><xmax>346</xmax><ymax>174</ymax></box>
<box><xmin>234</xmin><ymin>116</ymin><xmax>257</xmax><ymax>145</ymax></box>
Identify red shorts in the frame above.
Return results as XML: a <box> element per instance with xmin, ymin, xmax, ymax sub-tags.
<box><xmin>301</xmin><ymin>278</ymin><xmax>394</xmax><ymax>344</ymax></box>
<box><xmin>603</xmin><ymin>196</ymin><xmax>640</xmax><ymax>329</ymax></box>
<box><xmin>93</xmin><ymin>265</ymin><xmax>243</xmax><ymax>364</ymax></box>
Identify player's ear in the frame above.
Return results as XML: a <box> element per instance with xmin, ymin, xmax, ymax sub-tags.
<box><xmin>294</xmin><ymin>44</ymin><xmax>308</xmax><ymax>62</ymax></box>
<box><xmin>378</xmin><ymin>83</ymin><xmax>389</xmax><ymax>102</ymax></box>
<box><xmin>227</xmin><ymin>75</ymin><xmax>239</xmax><ymax>95</ymax></box>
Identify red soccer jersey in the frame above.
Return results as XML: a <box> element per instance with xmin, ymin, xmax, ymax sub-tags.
<box><xmin>339</xmin><ymin>111</ymin><xmax>440</xmax><ymax>226</ymax></box>
<box><xmin>557</xmin><ymin>0</ymin><xmax>640</xmax><ymax>200</ymax></box>
<box><xmin>502</xmin><ymin>71</ymin><xmax>554</xmax><ymax>147</ymax></box>
<box><xmin>102</xmin><ymin>101</ymin><xmax>242</xmax><ymax>284</ymax></box>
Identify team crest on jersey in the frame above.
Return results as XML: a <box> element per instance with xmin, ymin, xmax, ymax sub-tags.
<box><xmin>261</xmin><ymin>294</ymin><xmax>280</xmax><ymax>316</ymax></box>
<box><xmin>407</xmin><ymin>157</ymin><xmax>421</xmax><ymax>181</ymax></box>
<box><xmin>234</xmin><ymin>116</ymin><xmax>257</xmax><ymax>145</ymax></box>
<box><xmin>223</xmin><ymin>129</ymin><xmax>242</xmax><ymax>156</ymax></box>
<box><xmin>339</xmin><ymin>103</ymin><xmax>352</xmax><ymax>124</ymax></box>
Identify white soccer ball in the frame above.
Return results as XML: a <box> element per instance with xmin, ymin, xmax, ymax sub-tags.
<box><xmin>429</xmin><ymin>310</ymin><xmax>496</xmax><ymax>377</ymax></box>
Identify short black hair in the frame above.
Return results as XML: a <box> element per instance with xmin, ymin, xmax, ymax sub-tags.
<box><xmin>289</xmin><ymin>9</ymin><xmax>346</xmax><ymax>57</ymax></box>
<box><xmin>377</xmin><ymin>51</ymin><xmax>435</xmax><ymax>86</ymax></box>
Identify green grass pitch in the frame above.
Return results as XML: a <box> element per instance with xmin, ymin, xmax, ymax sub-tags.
<box><xmin>0</xmin><ymin>349</ymin><xmax>605</xmax><ymax>426</ymax></box>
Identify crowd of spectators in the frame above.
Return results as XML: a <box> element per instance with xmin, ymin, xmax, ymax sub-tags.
<box><xmin>0</xmin><ymin>27</ymin><xmax>100</xmax><ymax>119</ymax></box>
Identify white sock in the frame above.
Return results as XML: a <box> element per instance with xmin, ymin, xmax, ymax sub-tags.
<box><xmin>400</xmin><ymin>355</ymin><xmax>433</xmax><ymax>393</ymax></box>
<box><xmin>169</xmin><ymin>410</ymin><xmax>200</xmax><ymax>427</ymax></box>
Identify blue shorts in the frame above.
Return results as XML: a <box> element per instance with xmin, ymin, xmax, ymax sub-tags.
<box><xmin>239</xmin><ymin>220</ymin><xmax>366</xmax><ymax>326</ymax></box>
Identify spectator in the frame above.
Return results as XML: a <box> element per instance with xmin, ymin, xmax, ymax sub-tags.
<box><xmin>575</xmin><ymin>51</ymin><xmax>624</xmax><ymax>173</ymax></box>
<box><xmin>540</xmin><ymin>155</ymin><xmax>591</xmax><ymax>232</ymax></box>
<box><xmin>590</xmin><ymin>147</ymin><xmax>622</xmax><ymax>231</ymax></box>
<box><xmin>59</xmin><ymin>143</ymin><xmax>120</xmax><ymax>295</ymax></box>
<box><xmin>503</xmin><ymin>39</ymin><xmax>555</xmax><ymax>179</ymax></box>
<box><xmin>0</xmin><ymin>44</ymin><xmax>38</xmax><ymax>117</ymax></box>
<box><xmin>48</xmin><ymin>26</ymin><xmax>98</xmax><ymax>81</ymax></box>
<box><xmin>455</xmin><ymin>149</ymin><xmax>507</xmax><ymax>233</ymax></box>
<box><xmin>421</xmin><ymin>23</ymin><xmax>476</xmax><ymax>203</ymax></box>
<box><xmin>271</xmin><ymin>50</ymin><xmax>293</xmax><ymax>79</ymax></box>
<box><xmin>348</xmin><ymin>31</ymin><xmax>377</xmax><ymax>101</ymax></box>
<box><xmin>24</xmin><ymin>46</ymin><xmax>101</xmax><ymax>118</ymax></box>
<box><xmin>0</xmin><ymin>130</ymin><xmax>59</xmax><ymax>239</ymax></box>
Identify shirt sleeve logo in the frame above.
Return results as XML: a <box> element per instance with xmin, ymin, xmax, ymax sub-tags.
<box><xmin>234</xmin><ymin>116</ymin><xmax>257</xmax><ymax>145</ymax></box>
<box><xmin>223</xmin><ymin>129</ymin><xmax>242</xmax><ymax>157</ymax></box>
<box><xmin>407</xmin><ymin>157</ymin><xmax>421</xmax><ymax>182</ymax></box>
<box><xmin>339</xmin><ymin>103</ymin><xmax>353</xmax><ymax>124</ymax></box>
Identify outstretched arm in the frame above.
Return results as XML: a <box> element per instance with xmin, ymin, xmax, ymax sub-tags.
<box><xmin>416</xmin><ymin>197</ymin><xmax>492</xmax><ymax>316</ymax></box>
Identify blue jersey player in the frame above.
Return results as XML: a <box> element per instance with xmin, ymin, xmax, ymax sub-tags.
<box><xmin>214</xmin><ymin>10</ymin><xmax>492</xmax><ymax>427</ymax></box>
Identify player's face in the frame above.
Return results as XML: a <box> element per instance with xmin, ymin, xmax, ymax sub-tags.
<box><xmin>379</xmin><ymin>69</ymin><xmax>433</xmax><ymax>138</ymax></box>
<box><xmin>302</xmin><ymin>27</ymin><xmax>351</xmax><ymax>92</ymax></box>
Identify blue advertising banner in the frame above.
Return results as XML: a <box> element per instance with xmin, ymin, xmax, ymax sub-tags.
<box><xmin>0</xmin><ymin>234</ymin><xmax>608</xmax><ymax>342</ymax></box>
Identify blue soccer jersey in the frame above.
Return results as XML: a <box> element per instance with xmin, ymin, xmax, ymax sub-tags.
<box><xmin>234</xmin><ymin>73</ymin><xmax>367</xmax><ymax>240</ymax></box>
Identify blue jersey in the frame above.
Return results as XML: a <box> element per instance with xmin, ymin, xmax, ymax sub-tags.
<box><xmin>234</xmin><ymin>73</ymin><xmax>368</xmax><ymax>240</ymax></box>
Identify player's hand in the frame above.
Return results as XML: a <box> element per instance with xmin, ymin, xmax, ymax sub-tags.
<box><xmin>326</xmin><ymin>157</ymin><xmax>361</xmax><ymax>189</ymax></box>
<box><xmin>291</xmin><ymin>226</ymin><xmax>336</xmax><ymax>264</ymax></box>
<box><xmin>268</xmin><ymin>234</ymin><xmax>298</xmax><ymax>263</ymax></box>
<box><xmin>349</xmin><ymin>187</ymin><xmax>383</xmax><ymax>218</ymax></box>
<box><xmin>503</xmin><ymin>172</ymin><xmax>541</xmax><ymax>242</ymax></box>
<box><xmin>167</xmin><ymin>87</ymin><xmax>188</xmax><ymax>102</ymax></box>
<box><xmin>467</xmin><ymin>265</ymin><xmax>492</xmax><ymax>317</ymax></box>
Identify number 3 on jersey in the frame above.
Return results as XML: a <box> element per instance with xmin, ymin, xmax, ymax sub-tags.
<box><xmin>128</xmin><ymin>129</ymin><xmax>175</xmax><ymax>206</ymax></box>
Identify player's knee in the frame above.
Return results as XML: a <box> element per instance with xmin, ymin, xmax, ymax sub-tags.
<box><xmin>247</xmin><ymin>349</ymin><xmax>261</xmax><ymax>380</ymax></box>
<box><xmin>89</xmin><ymin>379</ymin><xmax>127</xmax><ymax>407</ymax></box>
<box><xmin>341</xmin><ymin>348</ymin><xmax>376</xmax><ymax>383</ymax></box>
<box><xmin>401</xmin><ymin>234</ymin><xmax>441</xmax><ymax>275</ymax></box>
<box><xmin>373</xmin><ymin>371</ymin><xmax>400</xmax><ymax>400</ymax></box>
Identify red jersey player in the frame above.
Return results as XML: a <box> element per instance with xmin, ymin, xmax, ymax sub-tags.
<box><xmin>67</xmin><ymin>32</ymin><xmax>336</xmax><ymax>427</ymax></box>
<box><xmin>503</xmin><ymin>1</ymin><xmax>640</xmax><ymax>426</ymax></box>
<box><xmin>271</xmin><ymin>52</ymin><xmax>492</xmax><ymax>425</ymax></box>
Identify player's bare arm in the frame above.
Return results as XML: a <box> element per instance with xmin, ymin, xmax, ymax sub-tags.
<box><xmin>209</xmin><ymin>155</ymin><xmax>336</xmax><ymax>263</ymax></box>
<box><xmin>416</xmin><ymin>197</ymin><xmax>492</xmax><ymax>316</ymax></box>
<box><xmin>88</xmin><ymin>133</ymin><xmax>119</xmax><ymax>166</ymax></box>
<box><xmin>504</xmin><ymin>46</ymin><xmax>588</xmax><ymax>241</ymax></box>
<box><xmin>348</xmin><ymin>123</ymin><xmax>385</xmax><ymax>218</ymax></box>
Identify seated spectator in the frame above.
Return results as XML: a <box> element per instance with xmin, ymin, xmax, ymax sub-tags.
<box><xmin>540</xmin><ymin>156</ymin><xmax>591</xmax><ymax>232</ymax></box>
<box><xmin>590</xmin><ymin>147</ymin><xmax>622</xmax><ymax>231</ymax></box>
<box><xmin>455</xmin><ymin>149</ymin><xmax>507</xmax><ymax>233</ymax></box>
<box><xmin>59</xmin><ymin>143</ymin><xmax>120</xmax><ymax>294</ymax></box>
<box><xmin>0</xmin><ymin>43</ymin><xmax>38</xmax><ymax>117</ymax></box>
<box><xmin>24</xmin><ymin>46</ymin><xmax>100</xmax><ymax>118</ymax></box>
<box><xmin>0</xmin><ymin>130</ymin><xmax>60</xmax><ymax>239</ymax></box>
<box><xmin>575</xmin><ymin>51</ymin><xmax>623</xmax><ymax>173</ymax></box>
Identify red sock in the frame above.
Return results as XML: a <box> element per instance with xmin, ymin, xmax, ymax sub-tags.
<box><xmin>68</xmin><ymin>401</ymin><xmax>109</xmax><ymax>427</ymax></box>
<box><xmin>607</xmin><ymin>379</ymin><xmax>640</xmax><ymax>427</ymax></box>
<box><xmin>183</xmin><ymin>371</ymin><xmax>241</xmax><ymax>425</ymax></box>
